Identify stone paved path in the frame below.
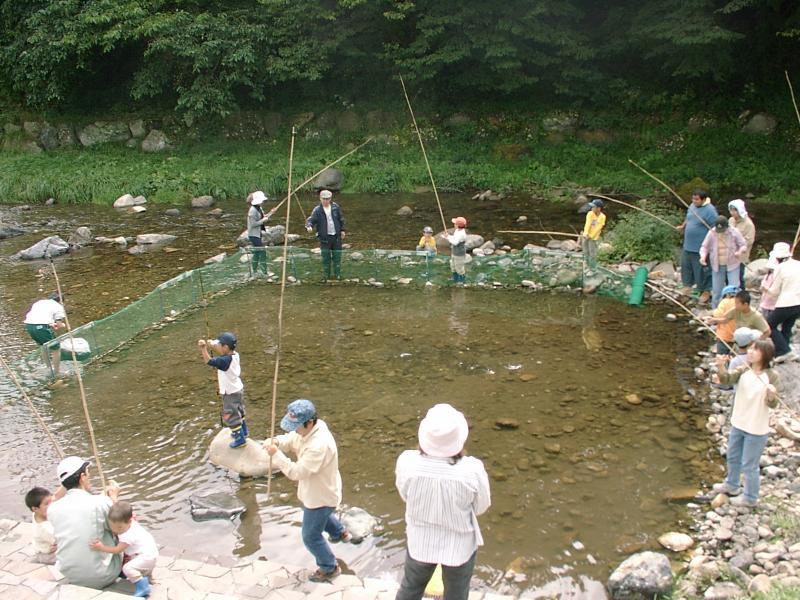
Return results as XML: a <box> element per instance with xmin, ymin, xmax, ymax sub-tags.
<box><xmin>0</xmin><ymin>518</ymin><xmax>515</xmax><ymax>599</ymax></box>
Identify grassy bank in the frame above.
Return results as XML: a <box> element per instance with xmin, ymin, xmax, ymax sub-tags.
<box><xmin>0</xmin><ymin>115</ymin><xmax>799</xmax><ymax>204</ymax></box>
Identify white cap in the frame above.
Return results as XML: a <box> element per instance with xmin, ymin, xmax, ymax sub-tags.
<box><xmin>418</xmin><ymin>404</ymin><xmax>469</xmax><ymax>458</ymax></box>
<box><xmin>250</xmin><ymin>191</ymin><xmax>266</xmax><ymax>205</ymax></box>
<box><xmin>319</xmin><ymin>190</ymin><xmax>333</xmax><ymax>200</ymax></box>
<box><xmin>57</xmin><ymin>456</ymin><xmax>88</xmax><ymax>482</ymax></box>
<box><xmin>771</xmin><ymin>242</ymin><xmax>791</xmax><ymax>260</ymax></box>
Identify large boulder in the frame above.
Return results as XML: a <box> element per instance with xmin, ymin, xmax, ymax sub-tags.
<box><xmin>311</xmin><ymin>168</ymin><xmax>343</xmax><ymax>192</ymax></box>
<box><xmin>607</xmin><ymin>551</ymin><xmax>673</xmax><ymax>600</ymax></box>
<box><xmin>136</xmin><ymin>233</ymin><xmax>176</xmax><ymax>245</ymax></box>
<box><xmin>128</xmin><ymin>119</ymin><xmax>146</xmax><ymax>139</ymax></box>
<box><xmin>78</xmin><ymin>121</ymin><xmax>131</xmax><ymax>146</ymax></box>
<box><xmin>190</xmin><ymin>195</ymin><xmax>215</xmax><ymax>209</ymax></box>
<box><xmin>141</xmin><ymin>129</ymin><xmax>169</xmax><ymax>152</ymax></box>
<box><xmin>55</xmin><ymin>124</ymin><xmax>78</xmax><ymax>148</ymax></box>
<box><xmin>741</xmin><ymin>112</ymin><xmax>777</xmax><ymax>135</ymax></box>
<box><xmin>208</xmin><ymin>428</ymin><xmax>273</xmax><ymax>477</ymax></box>
<box><xmin>38</xmin><ymin>125</ymin><xmax>60</xmax><ymax>151</ymax></box>
<box><xmin>67</xmin><ymin>227</ymin><xmax>93</xmax><ymax>248</ymax></box>
<box><xmin>465</xmin><ymin>234</ymin><xmax>484</xmax><ymax>251</ymax></box>
<box><xmin>189</xmin><ymin>491</ymin><xmax>246</xmax><ymax>521</ymax></box>
<box><xmin>17</xmin><ymin>236</ymin><xmax>70</xmax><ymax>260</ymax></box>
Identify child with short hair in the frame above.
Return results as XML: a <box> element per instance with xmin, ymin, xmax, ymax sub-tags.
<box><xmin>198</xmin><ymin>331</ymin><xmax>247</xmax><ymax>448</ymax></box>
<box><xmin>24</xmin><ymin>486</ymin><xmax>56</xmax><ymax>564</ymax></box>
<box><xmin>416</xmin><ymin>226</ymin><xmax>437</xmax><ymax>254</ymax></box>
<box><xmin>90</xmin><ymin>500</ymin><xmax>158</xmax><ymax>598</ymax></box>
<box><xmin>711</xmin><ymin>285</ymin><xmax>740</xmax><ymax>355</ymax></box>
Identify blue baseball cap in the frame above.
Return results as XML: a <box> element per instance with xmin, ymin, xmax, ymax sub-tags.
<box><xmin>214</xmin><ymin>331</ymin><xmax>237</xmax><ymax>349</ymax></box>
<box><xmin>589</xmin><ymin>199</ymin><xmax>604</xmax><ymax>208</ymax></box>
<box><xmin>721</xmin><ymin>285</ymin><xmax>740</xmax><ymax>297</ymax></box>
<box><xmin>280</xmin><ymin>399</ymin><xmax>317</xmax><ymax>432</ymax></box>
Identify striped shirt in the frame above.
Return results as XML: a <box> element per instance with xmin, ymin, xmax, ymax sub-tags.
<box><xmin>395</xmin><ymin>450</ymin><xmax>491</xmax><ymax>567</ymax></box>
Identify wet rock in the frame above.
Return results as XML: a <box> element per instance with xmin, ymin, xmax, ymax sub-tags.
<box><xmin>663</xmin><ymin>487</ymin><xmax>700</xmax><ymax>502</ymax></box>
<box><xmin>494</xmin><ymin>418</ymin><xmax>519</xmax><ymax>429</ymax></box>
<box><xmin>658</xmin><ymin>532</ymin><xmax>694</xmax><ymax>552</ymax></box>
<box><xmin>165</xmin><ymin>208</ymin><xmax>181</xmax><ymax>217</ymax></box>
<box><xmin>387</xmin><ymin>414</ymin><xmax>413</xmax><ymax>426</ymax></box>
<box><xmin>17</xmin><ymin>236</ymin><xmax>69</xmax><ymax>260</ymax></box>
<box><xmin>137</xmin><ymin>233</ymin><xmax>177</xmax><ymax>245</ymax></box>
<box><xmin>191</xmin><ymin>195</ymin><xmax>215</xmax><ymax>208</ymax></box>
<box><xmin>141</xmin><ymin>129</ymin><xmax>169</xmax><ymax>152</ymax></box>
<box><xmin>607</xmin><ymin>551</ymin><xmax>672</xmax><ymax>600</ymax></box>
<box><xmin>209</xmin><ymin>208</ymin><xmax>223</xmax><ymax>216</ymax></box>
<box><xmin>312</xmin><ymin>168</ymin><xmax>343</xmax><ymax>192</ymax></box>
<box><xmin>338</xmin><ymin>507</ymin><xmax>378</xmax><ymax>542</ymax></box>
<box><xmin>703</xmin><ymin>582</ymin><xmax>743</xmax><ymax>599</ymax></box>
<box><xmin>189</xmin><ymin>491</ymin><xmax>246</xmax><ymax>521</ymax></box>
<box><xmin>519</xmin><ymin>373</ymin><xmax>537</xmax><ymax>382</ymax></box>
<box><xmin>207</xmin><ymin>428</ymin><xmax>272</xmax><ymax>477</ymax></box>
<box><xmin>545</xmin><ymin>443</ymin><xmax>561</xmax><ymax>454</ymax></box>
<box><xmin>625</xmin><ymin>393</ymin><xmax>642</xmax><ymax>405</ymax></box>
<box><xmin>665</xmin><ymin>313</ymin><xmax>678</xmax><ymax>322</ymax></box>
<box><xmin>0</xmin><ymin>223</ymin><xmax>25</xmax><ymax>239</ymax></box>
<box><xmin>396</xmin><ymin>205</ymin><xmax>413</xmax><ymax>216</ymax></box>
<box><xmin>113</xmin><ymin>193</ymin><xmax>147</xmax><ymax>208</ymax></box>
<box><xmin>67</xmin><ymin>226</ymin><xmax>93</xmax><ymax>248</ymax></box>
<box><xmin>131</xmin><ymin>205</ymin><xmax>146</xmax><ymax>213</ymax></box>
<box><xmin>517</xmin><ymin>215</ymin><xmax>528</xmax><ymax>223</ymax></box>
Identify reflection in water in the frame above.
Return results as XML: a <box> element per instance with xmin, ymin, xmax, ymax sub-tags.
<box><xmin>0</xmin><ymin>284</ymin><xmax>717</xmax><ymax>594</ymax></box>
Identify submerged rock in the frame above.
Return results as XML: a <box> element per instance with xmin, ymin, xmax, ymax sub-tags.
<box><xmin>607</xmin><ymin>551</ymin><xmax>673</xmax><ymax>600</ymax></box>
<box><xmin>0</xmin><ymin>223</ymin><xmax>25</xmax><ymax>239</ymax></box>
<box><xmin>136</xmin><ymin>233</ymin><xmax>177</xmax><ymax>245</ymax></box>
<box><xmin>338</xmin><ymin>507</ymin><xmax>378</xmax><ymax>542</ymax></box>
<box><xmin>17</xmin><ymin>236</ymin><xmax>69</xmax><ymax>260</ymax></box>
<box><xmin>189</xmin><ymin>491</ymin><xmax>246</xmax><ymax>521</ymax></box>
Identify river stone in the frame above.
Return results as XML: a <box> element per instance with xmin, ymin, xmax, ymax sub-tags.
<box><xmin>207</xmin><ymin>428</ymin><xmax>273</xmax><ymax>477</ymax></box>
<box><xmin>748</xmin><ymin>574</ymin><xmax>771</xmax><ymax>594</ymax></box>
<box><xmin>113</xmin><ymin>193</ymin><xmax>147</xmax><ymax>208</ymax></box>
<box><xmin>0</xmin><ymin>223</ymin><xmax>25</xmax><ymax>239</ymax></box>
<box><xmin>131</xmin><ymin>206</ymin><xmax>146</xmax><ymax>213</ymax></box>
<box><xmin>396</xmin><ymin>205</ymin><xmax>413</xmax><ymax>216</ymax></box>
<box><xmin>78</xmin><ymin>121</ymin><xmax>131</xmax><ymax>146</ymax></box>
<box><xmin>136</xmin><ymin>233</ymin><xmax>177</xmax><ymax>245</ymax></box>
<box><xmin>129</xmin><ymin>119</ymin><xmax>146</xmax><ymax>138</ymax></box>
<box><xmin>262</xmin><ymin>225</ymin><xmax>286</xmax><ymax>245</ymax></box>
<box><xmin>703</xmin><ymin>582</ymin><xmax>743</xmax><ymax>599</ymax></box>
<box><xmin>189</xmin><ymin>491</ymin><xmax>246</xmax><ymax>521</ymax></box>
<box><xmin>607</xmin><ymin>551</ymin><xmax>672</xmax><ymax>600</ymax></box>
<box><xmin>191</xmin><ymin>195</ymin><xmax>215</xmax><ymax>208</ymax></box>
<box><xmin>658</xmin><ymin>532</ymin><xmax>694</xmax><ymax>552</ymax></box>
<box><xmin>165</xmin><ymin>208</ymin><xmax>181</xmax><ymax>217</ymax></box>
<box><xmin>17</xmin><ymin>236</ymin><xmax>69</xmax><ymax>260</ymax></box>
<box><xmin>141</xmin><ymin>129</ymin><xmax>169</xmax><ymax>152</ymax></box>
<box><xmin>68</xmin><ymin>227</ymin><xmax>93</xmax><ymax>247</ymax></box>
<box><xmin>312</xmin><ymin>168</ymin><xmax>343</xmax><ymax>192</ymax></box>
<box><xmin>338</xmin><ymin>507</ymin><xmax>378</xmax><ymax>542</ymax></box>
<box><xmin>561</xmin><ymin>239</ymin><xmax>579</xmax><ymax>252</ymax></box>
<box><xmin>495</xmin><ymin>418</ymin><xmax>520</xmax><ymax>429</ymax></box>
<box><xmin>625</xmin><ymin>393</ymin><xmax>642</xmax><ymax>405</ymax></box>
<box><xmin>741</xmin><ymin>112</ymin><xmax>777</xmax><ymax>135</ymax></box>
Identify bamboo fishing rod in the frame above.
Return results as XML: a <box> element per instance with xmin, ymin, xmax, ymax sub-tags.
<box><xmin>270</xmin><ymin>137</ymin><xmax>374</xmax><ymax>214</ymax></box>
<box><xmin>399</xmin><ymin>74</ymin><xmax>448</xmax><ymax>235</ymax></box>
<box><xmin>628</xmin><ymin>160</ymin><xmax>689</xmax><ymax>208</ymax></box>
<box><xmin>0</xmin><ymin>353</ymin><xmax>64</xmax><ymax>459</ymax></box>
<box><xmin>266</xmin><ymin>126</ymin><xmax>296</xmax><ymax>500</ymax></box>
<box><xmin>497</xmin><ymin>230</ymin><xmax>580</xmax><ymax>237</ymax></box>
<box><xmin>589</xmin><ymin>193</ymin><xmax>680</xmax><ymax>231</ymax></box>
<box><xmin>786</xmin><ymin>71</ymin><xmax>800</xmax><ymax>253</ymax></box>
<box><xmin>49</xmin><ymin>256</ymin><xmax>107</xmax><ymax>490</ymax></box>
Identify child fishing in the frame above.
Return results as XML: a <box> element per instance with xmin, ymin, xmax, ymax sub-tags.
<box><xmin>198</xmin><ymin>332</ymin><xmax>248</xmax><ymax>448</ymax></box>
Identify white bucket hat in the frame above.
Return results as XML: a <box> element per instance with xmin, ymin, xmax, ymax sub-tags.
<box><xmin>319</xmin><ymin>190</ymin><xmax>333</xmax><ymax>200</ymax></box>
<box><xmin>418</xmin><ymin>404</ymin><xmax>469</xmax><ymax>458</ymax></box>
<box><xmin>250</xmin><ymin>191</ymin><xmax>266</xmax><ymax>205</ymax></box>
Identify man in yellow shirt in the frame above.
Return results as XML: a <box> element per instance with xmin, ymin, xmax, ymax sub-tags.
<box><xmin>581</xmin><ymin>199</ymin><xmax>606</xmax><ymax>269</ymax></box>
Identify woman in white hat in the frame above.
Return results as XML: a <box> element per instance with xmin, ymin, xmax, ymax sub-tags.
<box><xmin>728</xmin><ymin>199</ymin><xmax>756</xmax><ymax>283</ymax></box>
<box><xmin>394</xmin><ymin>404</ymin><xmax>491</xmax><ymax>600</ymax></box>
<box><xmin>246</xmin><ymin>191</ymin><xmax>275</xmax><ymax>275</ymax></box>
<box><xmin>764</xmin><ymin>242</ymin><xmax>800</xmax><ymax>362</ymax></box>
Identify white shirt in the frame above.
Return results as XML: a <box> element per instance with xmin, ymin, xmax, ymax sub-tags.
<box><xmin>24</xmin><ymin>299</ymin><xmax>65</xmax><ymax>325</ymax></box>
<box><xmin>32</xmin><ymin>515</ymin><xmax>55</xmax><ymax>554</ymax></box>
<box><xmin>272</xmin><ymin>420</ymin><xmax>342</xmax><ymax>509</ymax></box>
<box><xmin>215</xmin><ymin>352</ymin><xmax>243</xmax><ymax>395</ymax></box>
<box><xmin>118</xmin><ymin>520</ymin><xmax>158</xmax><ymax>559</ymax></box>
<box><xmin>323</xmin><ymin>205</ymin><xmax>336</xmax><ymax>235</ymax></box>
<box><xmin>767</xmin><ymin>259</ymin><xmax>800</xmax><ymax>308</ymax></box>
<box><xmin>395</xmin><ymin>450</ymin><xmax>491</xmax><ymax>567</ymax></box>
<box><xmin>724</xmin><ymin>366</ymin><xmax>779</xmax><ymax>436</ymax></box>
<box><xmin>445</xmin><ymin>228</ymin><xmax>467</xmax><ymax>246</ymax></box>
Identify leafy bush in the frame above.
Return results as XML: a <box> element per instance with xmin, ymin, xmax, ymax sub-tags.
<box><xmin>604</xmin><ymin>203</ymin><xmax>683</xmax><ymax>262</ymax></box>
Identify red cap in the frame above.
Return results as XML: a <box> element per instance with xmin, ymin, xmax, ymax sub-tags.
<box><xmin>451</xmin><ymin>216</ymin><xmax>467</xmax><ymax>228</ymax></box>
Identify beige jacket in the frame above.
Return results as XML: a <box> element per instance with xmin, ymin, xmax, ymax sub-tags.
<box><xmin>767</xmin><ymin>259</ymin><xmax>800</xmax><ymax>308</ymax></box>
<box><xmin>272</xmin><ymin>419</ymin><xmax>342</xmax><ymax>509</ymax></box>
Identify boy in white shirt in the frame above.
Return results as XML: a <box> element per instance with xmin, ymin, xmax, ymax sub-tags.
<box><xmin>90</xmin><ymin>500</ymin><xmax>158</xmax><ymax>598</ymax></box>
<box><xmin>198</xmin><ymin>331</ymin><xmax>247</xmax><ymax>448</ymax></box>
<box><xmin>25</xmin><ymin>486</ymin><xmax>56</xmax><ymax>564</ymax></box>
<box><xmin>24</xmin><ymin>293</ymin><xmax>67</xmax><ymax>375</ymax></box>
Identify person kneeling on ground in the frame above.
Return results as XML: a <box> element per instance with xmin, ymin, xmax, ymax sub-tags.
<box><xmin>710</xmin><ymin>340</ymin><xmax>780</xmax><ymax>507</ymax></box>
<box><xmin>48</xmin><ymin>457</ymin><xmax>121</xmax><ymax>589</ymax></box>
<box><xmin>90</xmin><ymin>500</ymin><xmax>159</xmax><ymax>598</ymax></box>
<box><xmin>264</xmin><ymin>399</ymin><xmax>352</xmax><ymax>583</ymax></box>
<box><xmin>395</xmin><ymin>404</ymin><xmax>491</xmax><ymax>600</ymax></box>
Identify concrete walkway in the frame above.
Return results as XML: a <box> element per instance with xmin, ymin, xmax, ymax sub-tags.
<box><xmin>0</xmin><ymin>518</ymin><xmax>513</xmax><ymax>600</ymax></box>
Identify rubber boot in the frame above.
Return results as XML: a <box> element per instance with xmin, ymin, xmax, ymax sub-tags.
<box><xmin>133</xmin><ymin>577</ymin><xmax>151</xmax><ymax>597</ymax></box>
<box><xmin>229</xmin><ymin>425</ymin><xmax>247</xmax><ymax>448</ymax></box>
<box><xmin>240</xmin><ymin>420</ymin><xmax>248</xmax><ymax>439</ymax></box>
<box><xmin>452</xmin><ymin>272</ymin><xmax>458</xmax><ymax>283</ymax></box>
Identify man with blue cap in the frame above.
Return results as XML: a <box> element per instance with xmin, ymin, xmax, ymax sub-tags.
<box><xmin>265</xmin><ymin>399</ymin><xmax>350</xmax><ymax>582</ymax></box>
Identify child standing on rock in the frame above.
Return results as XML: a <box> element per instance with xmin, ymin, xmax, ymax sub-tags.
<box><xmin>710</xmin><ymin>339</ymin><xmax>780</xmax><ymax>507</ymax></box>
<box><xmin>198</xmin><ymin>331</ymin><xmax>248</xmax><ymax>448</ymax></box>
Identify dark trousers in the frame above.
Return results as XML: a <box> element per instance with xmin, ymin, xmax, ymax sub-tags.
<box><xmin>395</xmin><ymin>551</ymin><xmax>476</xmax><ymax>600</ymax></box>
<box><xmin>680</xmin><ymin>250</ymin><xmax>711</xmax><ymax>291</ymax></box>
<box><xmin>221</xmin><ymin>392</ymin><xmax>245</xmax><ymax>428</ymax></box>
<box><xmin>320</xmin><ymin>235</ymin><xmax>342</xmax><ymax>280</ymax></box>
<box><xmin>767</xmin><ymin>304</ymin><xmax>800</xmax><ymax>356</ymax></box>
<box><xmin>249</xmin><ymin>236</ymin><xmax>267</xmax><ymax>274</ymax></box>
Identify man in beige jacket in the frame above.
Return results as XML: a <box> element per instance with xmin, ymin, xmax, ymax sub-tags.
<box><xmin>265</xmin><ymin>399</ymin><xmax>350</xmax><ymax>582</ymax></box>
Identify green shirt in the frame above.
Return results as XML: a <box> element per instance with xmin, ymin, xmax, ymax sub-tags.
<box><xmin>725</xmin><ymin>308</ymin><xmax>769</xmax><ymax>334</ymax></box>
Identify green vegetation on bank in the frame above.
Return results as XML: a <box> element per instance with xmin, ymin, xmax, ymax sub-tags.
<box><xmin>1</xmin><ymin>113</ymin><xmax>799</xmax><ymax>206</ymax></box>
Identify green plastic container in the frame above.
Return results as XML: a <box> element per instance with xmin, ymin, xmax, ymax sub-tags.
<box><xmin>628</xmin><ymin>266</ymin><xmax>648</xmax><ymax>306</ymax></box>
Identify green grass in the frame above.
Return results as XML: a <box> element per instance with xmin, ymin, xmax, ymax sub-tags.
<box><xmin>0</xmin><ymin>114</ymin><xmax>799</xmax><ymax>204</ymax></box>
<box><xmin>770</xmin><ymin>506</ymin><xmax>800</xmax><ymax>544</ymax></box>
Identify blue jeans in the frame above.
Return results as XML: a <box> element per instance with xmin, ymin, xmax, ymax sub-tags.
<box><xmin>726</xmin><ymin>426</ymin><xmax>768</xmax><ymax>502</ymax></box>
<box><xmin>711</xmin><ymin>266</ymin><xmax>740</xmax><ymax>308</ymax></box>
<box><xmin>395</xmin><ymin>551</ymin><xmax>477</xmax><ymax>600</ymax></box>
<box><xmin>302</xmin><ymin>506</ymin><xmax>345</xmax><ymax>573</ymax></box>
<box><xmin>681</xmin><ymin>250</ymin><xmax>711</xmax><ymax>291</ymax></box>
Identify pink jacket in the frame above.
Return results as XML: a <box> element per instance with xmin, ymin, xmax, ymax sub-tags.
<box><xmin>700</xmin><ymin>228</ymin><xmax>746</xmax><ymax>272</ymax></box>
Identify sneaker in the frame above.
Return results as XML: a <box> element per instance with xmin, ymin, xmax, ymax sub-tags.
<box><xmin>309</xmin><ymin>565</ymin><xmax>341</xmax><ymax>583</ymax></box>
<box><xmin>711</xmin><ymin>482</ymin><xmax>742</xmax><ymax>496</ymax></box>
<box><xmin>730</xmin><ymin>495</ymin><xmax>757</xmax><ymax>507</ymax></box>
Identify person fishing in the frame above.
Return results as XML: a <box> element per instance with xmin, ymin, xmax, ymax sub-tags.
<box><xmin>580</xmin><ymin>198</ymin><xmax>606</xmax><ymax>271</ymax></box>
<box><xmin>306</xmin><ymin>190</ymin><xmax>346</xmax><ymax>281</ymax></box>
<box><xmin>677</xmin><ymin>189</ymin><xmax>717</xmax><ymax>303</ymax></box>
<box><xmin>198</xmin><ymin>332</ymin><xmax>248</xmax><ymax>448</ymax></box>
<box><xmin>246</xmin><ymin>190</ymin><xmax>276</xmax><ymax>275</ymax></box>
<box><xmin>24</xmin><ymin>292</ymin><xmax>67</xmax><ymax>376</ymax></box>
<box><xmin>442</xmin><ymin>217</ymin><xmax>468</xmax><ymax>284</ymax></box>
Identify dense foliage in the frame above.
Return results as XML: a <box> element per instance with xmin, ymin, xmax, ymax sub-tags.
<box><xmin>0</xmin><ymin>0</ymin><xmax>798</xmax><ymax>119</ymax></box>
